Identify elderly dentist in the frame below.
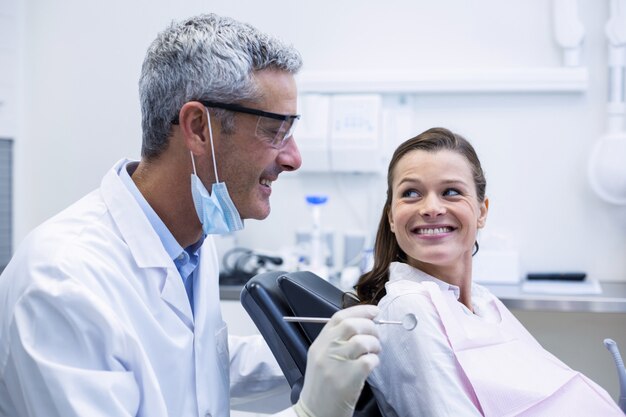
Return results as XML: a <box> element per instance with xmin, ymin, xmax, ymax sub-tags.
<box><xmin>0</xmin><ymin>13</ymin><xmax>380</xmax><ymax>417</ymax></box>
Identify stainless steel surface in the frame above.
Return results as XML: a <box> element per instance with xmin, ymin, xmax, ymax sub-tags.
<box><xmin>485</xmin><ymin>282</ymin><xmax>626</xmax><ymax>313</ymax></box>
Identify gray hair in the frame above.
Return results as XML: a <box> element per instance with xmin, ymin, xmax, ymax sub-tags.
<box><xmin>138</xmin><ymin>13</ymin><xmax>303</xmax><ymax>159</ymax></box>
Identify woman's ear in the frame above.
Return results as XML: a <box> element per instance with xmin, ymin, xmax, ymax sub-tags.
<box><xmin>477</xmin><ymin>197</ymin><xmax>489</xmax><ymax>229</ymax></box>
<box><xmin>387</xmin><ymin>208</ymin><xmax>395</xmax><ymax>233</ymax></box>
<box><xmin>179</xmin><ymin>102</ymin><xmax>211</xmax><ymax>155</ymax></box>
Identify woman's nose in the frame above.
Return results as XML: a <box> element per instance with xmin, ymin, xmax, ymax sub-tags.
<box><xmin>278</xmin><ymin>136</ymin><xmax>302</xmax><ymax>172</ymax></box>
<box><xmin>419</xmin><ymin>194</ymin><xmax>446</xmax><ymax>217</ymax></box>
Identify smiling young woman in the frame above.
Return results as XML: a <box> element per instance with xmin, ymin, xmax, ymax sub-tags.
<box><xmin>387</xmin><ymin>148</ymin><xmax>488</xmax><ymax>302</ymax></box>
<box><xmin>354</xmin><ymin>127</ymin><xmax>623</xmax><ymax>417</ymax></box>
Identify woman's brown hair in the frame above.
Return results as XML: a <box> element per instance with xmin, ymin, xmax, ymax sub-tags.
<box><xmin>354</xmin><ymin>127</ymin><xmax>486</xmax><ymax>305</ymax></box>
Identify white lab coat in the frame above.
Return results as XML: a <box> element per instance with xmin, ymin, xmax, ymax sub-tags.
<box><xmin>0</xmin><ymin>159</ymin><xmax>290</xmax><ymax>417</ymax></box>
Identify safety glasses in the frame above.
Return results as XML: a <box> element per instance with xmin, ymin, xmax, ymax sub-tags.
<box><xmin>172</xmin><ymin>100</ymin><xmax>300</xmax><ymax>147</ymax></box>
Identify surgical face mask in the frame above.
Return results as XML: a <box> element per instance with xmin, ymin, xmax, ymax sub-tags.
<box><xmin>190</xmin><ymin>108</ymin><xmax>244</xmax><ymax>236</ymax></box>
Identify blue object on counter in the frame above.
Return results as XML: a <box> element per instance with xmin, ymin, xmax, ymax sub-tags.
<box><xmin>306</xmin><ymin>195</ymin><xmax>328</xmax><ymax>205</ymax></box>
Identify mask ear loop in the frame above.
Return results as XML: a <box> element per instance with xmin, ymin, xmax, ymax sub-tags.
<box><xmin>189</xmin><ymin>107</ymin><xmax>220</xmax><ymax>184</ymax></box>
<box><xmin>190</xmin><ymin>151</ymin><xmax>198</xmax><ymax>175</ymax></box>
<box><xmin>206</xmin><ymin>108</ymin><xmax>220</xmax><ymax>183</ymax></box>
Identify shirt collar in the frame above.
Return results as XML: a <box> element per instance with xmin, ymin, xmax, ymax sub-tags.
<box><xmin>388</xmin><ymin>261</ymin><xmax>499</xmax><ymax>321</ymax></box>
<box><xmin>389</xmin><ymin>261</ymin><xmax>462</xmax><ymax>300</ymax></box>
<box><xmin>119</xmin><ymin>160</ymin><xmax>186</xmax><ymax>262</ymax></box>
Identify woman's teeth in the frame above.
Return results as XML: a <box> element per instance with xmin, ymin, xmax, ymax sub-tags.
<box><xmin>416</xmin><ymin>227</ymin><xmax>452</xmax><ymax>235</ymax></box>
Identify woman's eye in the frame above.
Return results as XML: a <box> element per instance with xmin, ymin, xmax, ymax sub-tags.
<box><xmin>402</xmin><ymin>189</ymin><xmax>420</xmax><ymax>198</ymax></box>
<box><xmin>443</xmin><ymin>188</ymin><xmax>461</xmax><ymax>197</ymax></box>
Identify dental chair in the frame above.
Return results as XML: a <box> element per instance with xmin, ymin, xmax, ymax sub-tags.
<box><xmin>240</xmin><ymin>270</ymin><xmax>382</xmax><ymax>417</ymax></box>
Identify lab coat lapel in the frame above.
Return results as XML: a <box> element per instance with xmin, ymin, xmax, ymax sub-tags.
<box><xmin>160</xmin><ymin>269</ymin><xmax>194</xmax><ymax>329</ymax></box>
<box><xmin>100</xmin><ymin>159</ymin><xmax>194</xmax><ymax>328</ymax></box>
<box><xmin>192</xmin><ymin>237</ymin><xmax>221</xmax><ymax>334</ymax></box>
<box><xmin>192</xmin><ymin>237</ymin><xmax>231</xmax><ymax>416</ymax></box>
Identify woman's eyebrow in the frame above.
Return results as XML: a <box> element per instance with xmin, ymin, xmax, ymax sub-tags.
<box><xmin>396</xmin><ymin>177</ymin><xmax>421</xmax><ymax>187</ymax></box>
<box><xmin>396</xmin><ymin>177</ymin><xmax>469</xmax><ymax>187</ymax></box>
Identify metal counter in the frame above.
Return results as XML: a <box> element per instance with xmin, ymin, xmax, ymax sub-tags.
<box><xmin>221</xmin><ymin>282</ymin><xmax>626</xmax><ymax>314</ymax></box>
<box><xmin>485</xmin><ymin>282</ymin><xmax>626</xmax><ymax>313</ymax></box>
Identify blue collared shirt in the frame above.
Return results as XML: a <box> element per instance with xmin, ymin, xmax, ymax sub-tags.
<box><xmin>119</xmin><ymin>161</ymin><xmax>202</xmax><ymax>314</ymax></box>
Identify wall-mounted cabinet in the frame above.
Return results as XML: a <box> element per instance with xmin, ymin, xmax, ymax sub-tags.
<box><xmin>295</xmin><ymin>66</ymin><xmax>588</xmax><ymax>173</ymax></box>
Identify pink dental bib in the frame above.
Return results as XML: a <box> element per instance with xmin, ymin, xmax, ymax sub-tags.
<box><xmin>423</xmin><ymin>282</ymin><xmax>622</xmax><ymax>416</ymax></box>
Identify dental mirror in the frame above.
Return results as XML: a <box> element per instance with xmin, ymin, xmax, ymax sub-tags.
<box><xmin>283</xmin><ymin>313</ymin><xmax>418</xmax><ymax>331</ymax></box>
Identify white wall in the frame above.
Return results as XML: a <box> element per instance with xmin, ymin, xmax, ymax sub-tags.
<box><xmin>15</xmin><ymin>0</ymin><xmax>625</xmax><ymax>282</ymax></box>
<box><xmin>0</xmin><ymin>0</ymin><xmax>18</xmax><ymax>139</ymax></box>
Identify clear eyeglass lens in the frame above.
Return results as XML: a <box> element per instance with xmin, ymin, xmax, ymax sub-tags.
<box><xmin>255</xmin><ymin>117</ymin><xmax>297</xmax><ymax>147</ymax></box>
<box><xmin>284</xmin><ymin>117</ymin><xmax>298</xmax><ymax>142</ymax></box>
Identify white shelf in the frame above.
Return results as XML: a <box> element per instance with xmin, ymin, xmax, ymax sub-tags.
<box><xmin>297</xmin><ymin>67</ymin><xmax>588</xmax><ymax>94</ymax></box>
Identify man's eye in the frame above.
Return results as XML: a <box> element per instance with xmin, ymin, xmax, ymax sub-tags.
<box><xmin>258</xmin><ymin>121</ymin><xmax>287</xmax><ymax>142</ymax></box>
<box><xmin>259</xmin><ymin>126</ymin><xmax>280</xmax><ymax>137</ymax></box>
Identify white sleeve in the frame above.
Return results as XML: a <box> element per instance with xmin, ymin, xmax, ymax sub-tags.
<box><xmin>228</xmin><ymin>334</ymin><xmax>291</xmax><ymax>412</ymax></box>
<box><xmin>4</xmin><ymin>280</ymin><xmax>144</xmax><ymax>417</ymax></box>
<box><xmin>369</xmin><ymin>291</ymin><xmax>483</xmax><ymax>417</ymax></box>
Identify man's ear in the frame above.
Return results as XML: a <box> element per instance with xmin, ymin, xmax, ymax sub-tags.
<box><xmin>477</xmin><ymin>197</ymin><xmax>489</xmax><ymax>229</ymax></box>
<box><xmin>179</xmin><ymin>102</ymin><xmax>211</xmax><ymax>155</ymax></box>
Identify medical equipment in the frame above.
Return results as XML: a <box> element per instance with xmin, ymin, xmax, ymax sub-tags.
<box><xmin>603</xmin><ymin>338</ymin><xmax>626</xmax><ymax>412</ymax></box>
<box><xmin>306</xmin><ymin>195</ymin><xmax>330</xmax><ymax>279</ymax></box>
<box><xmin>219</xmin><ymin>247</ymin><xmax>284</xmax><ymax>285</ymax></box>
<box><xmin>283</xmin><ymin>313</ymin><xmax>418</xmax><ymax>331</ymax></box>
<box><xmin>553</xmin><ymin>0</ymin><xmax>584</xmax><ymax>66</ymax></box>
<box><xmin>588</xmin><ymin>0</ymin><xmax>626</xmax><ymax>204</ymax></box>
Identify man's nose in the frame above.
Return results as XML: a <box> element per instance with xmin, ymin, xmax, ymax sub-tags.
<box><xmin>278</xmin><ymin>136</ymin><xmax>302</xmax><ymax>171</ymax></box>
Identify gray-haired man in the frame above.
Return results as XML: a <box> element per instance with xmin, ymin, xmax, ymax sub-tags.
<box><xmin>0</xmin><ymin>13</ymin><xmax>380</xmax><ymax>417</ymax></box>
